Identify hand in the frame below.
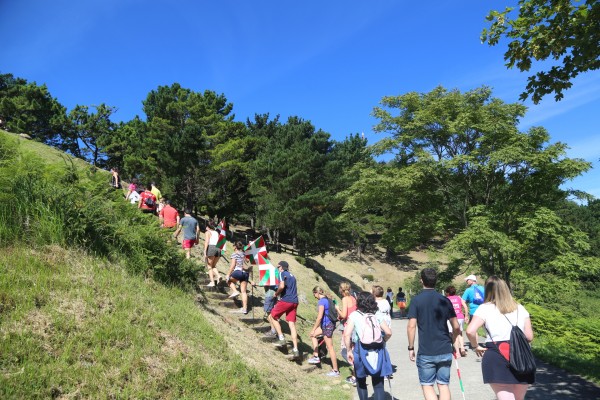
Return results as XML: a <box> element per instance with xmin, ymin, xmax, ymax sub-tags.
<box><xmin>474</xmin><ymin>345</ymin><xmax>487</xmax><ymax>357</ymax></box>
<box><xmin>409</xmin><ymin>349</ymin><xmax>416</xmax><ymax>362</ymax></box>
<box><xmin>347</xmin><ymin>352</ymin><xmax>354</xmax><ymax>364</ymax></box>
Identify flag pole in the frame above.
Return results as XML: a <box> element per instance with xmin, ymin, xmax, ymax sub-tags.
<box><xmin>453</xmin><ymin>352</ymin><xmax>467</xmax><ymax>400</ymax></box>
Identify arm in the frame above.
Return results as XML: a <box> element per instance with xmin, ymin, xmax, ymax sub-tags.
<box><xmin>407</xmin><ymin>318</ymin><xmax>417</xmax><ymax>361</ymax></box>
<box><xmin>461</xmin><ymin>298</ymin><xmax>470</xmax><ymax>321</ymax></box>
<box><xmin>204</xmin><ymin>231</ymin><xmax>210</xmax><ymax>255</ymax></box>
<box><xmin>466</xmin><ymin>315</ymin><xmax>487</xmax><ymax>357</ymax></box>
<box><xmin>195</xmin><ymin>224</ymin><xmax>200</xmax><ymax>242</ymax></box>
<box><xmin>310</xmin><ymin>304</ymin><xmax>325</xmax><ymax>337</ymax></box>
<box><xmin>380</xmin><ymin>320</ymin><xmax>392</xmax><ymax>342</ymax></box>
<box><xmin>227</xmin><ymin>256</ymin><xmax>236</xmax><ymax>277</ymax></box>
<box><xmin>274</xmin><ymin>279</ymin><xmax>285</xmax><ymax>297</ymax></box>
<box><xmin>343</xmin><ymin>318</ymin><xmax>355</xmax><ymax>364</ymax></box>
<box><xmin>523</xmin><ymin>317</ymin><xmax>534</xmax><ymax>342</ymax></box>
<box><xmin>449</xmin><ymin>317</ymin><xmax>460</xmax><ymax>346</ymax></box>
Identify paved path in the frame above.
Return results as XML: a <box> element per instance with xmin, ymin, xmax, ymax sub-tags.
<box><xmin>353</xmin><ymin>315</ymin><xmax>600</xmax><ymax>400</ymax></box>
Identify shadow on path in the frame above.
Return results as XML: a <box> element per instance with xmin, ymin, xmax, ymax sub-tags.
<box><xmin>526</xmin><ymin>359</ymin><xmax>600</xmax><ymax>399</ymax></box>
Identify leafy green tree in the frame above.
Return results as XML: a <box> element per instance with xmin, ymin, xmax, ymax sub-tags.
<box><xmin>0</xmin><ymin>73</ymin><xmax>71</xmax><ymax>150</ymax></box>
<box><xmin>120</xmin><ymin>83</ymin><xmax>240</xmax><ymax>211</ymax></box>
<box><xmin>68</xmin><ymin>103</ymin><xmax>117</xmax><ymax>167</ymax></box>
<box><xmin>482</xmin><ymin>0</ymin><xmax>600</xmax><ymax>103</ymax></box>
<box><xmin>248</xmin><ymin>116</ymin><xmax>335</xmax><ymax>253</ymax></box>
<box><xmin>349</xmin><ymin>86</ymin><xmax>592</xmax><ymax>285</ymax></box>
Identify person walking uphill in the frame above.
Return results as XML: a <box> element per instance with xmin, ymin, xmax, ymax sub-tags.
<box><xmin>344</xmin><ymin>292</ymin><xmax>393</xmax><ymax>400</ymax></box>
<box><xmin>172</xmin><ymin>209</ymin><xmax>199</xmax><ymax>259</ymax></box>
<box><xmin>407</xmin><ymin>268</ymin><xmax>460</xmax><ymax>400</ymax></box>
<box><xmin>462</xmin><ymin>274</ymin><xmax>486</xmax><ymax>339</ymax></box>
<box><xmin>308</xmin><ymin>286</ymin><xmax>340</xmax><ymax>377</ymax></box>
<box><xmin>466</xmin><ymin>276</ymin><xmax>535</xmax><ymax>400</ymax></box>
<box><xmin>270</xmin><ymin>261</ymin><xmax>300</xmax><ymax>359</ymax></box>
<box><xmin>204</xmin><ymin>220</ymin><xmax>223</xmax><ymax>287</ymax></box>
<box><xmin>138</xmin><ymin>185</ymin><xmax>157</xmax><ymax>213</ymax></box>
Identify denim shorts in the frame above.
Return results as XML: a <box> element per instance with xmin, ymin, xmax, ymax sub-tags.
<box><xmin>416</xmin><ymin>353</ymin><xmax>453</xmax><ymax>385</ymax></box>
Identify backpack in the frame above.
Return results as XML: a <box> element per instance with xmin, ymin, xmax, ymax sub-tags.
<box><xmin>357</xmin><ymin>312</ymin><xmax>383</xmax><ymax>348</ymax></box>
<box><xmin>472</xmin><ymin>285</ymin><xmax>484</xmax><ymax>305</ymax></box>
<box><xmin>326</xmin><ymin>298</ymin><xmax>338</xmax><ymax>327</ymax></box>
<box><xmin>505</xmin><ymin>312</ymin><xmax>537</xmax><ymax>376</ymax></box>
<box><xmin>144</xmin><ymin>195</ymin><xmax>155</xmax><ymax>207</ymax></box>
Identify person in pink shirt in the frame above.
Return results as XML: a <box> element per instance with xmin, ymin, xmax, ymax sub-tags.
<box><xmin>446</xmin><ymin>285</ymin><xmax>470</xmax><ymax>357</ymax></box>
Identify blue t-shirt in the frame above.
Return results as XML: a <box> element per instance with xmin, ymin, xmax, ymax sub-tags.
<box><xmin>407</xmin><ymin>289</ymin><xmax>456</xmax><ymax>356</ymax></box>
<box><xmin>279</xmin><ymin>270</ymin><xmax>298</xmax><ymax>304</ymax></box>
<box><xmin>179</xmin><ymin>216</ymin><xmax>198</xmax><ymax>240</ymax></box>
<box><xmin>462</xmin><ymin>284</ymin><xmax>485</xmax><ymax>315</ymax></box>
<box><xmin>318</xmin><ymin>297</ymin><xmax>332</xmax><ymax>326</ymax></box>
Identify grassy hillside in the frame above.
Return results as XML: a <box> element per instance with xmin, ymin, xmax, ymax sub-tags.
<box><xmin>0</xmin><ymin>130</ymin><xmax>353</xmax><ymax>399</ymax></box>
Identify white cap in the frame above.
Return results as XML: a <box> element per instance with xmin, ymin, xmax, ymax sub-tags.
<box><xmin>465</xmin><ymin>274</ymin><xmax>477</xmax><ymax>282</ymax></box>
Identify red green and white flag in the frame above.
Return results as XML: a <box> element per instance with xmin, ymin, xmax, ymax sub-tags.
<box><xmin>216</xmin><ymin>219</ymin><xmax>227</xmax><ymax>251</ymax></box>
<box><xmin>256</xmin><ymin>253</ymin><xmax>280</xmax><ymax>286</ymax></box>
<box><xmin>243</xmin><ymin>235</ymin><xmax>267</xmax><ymax>265</ymax></box>
<box><xmin>244</xmin><ymin>236</ymin><xmax>279</xmax><ymax>286</ymax></box>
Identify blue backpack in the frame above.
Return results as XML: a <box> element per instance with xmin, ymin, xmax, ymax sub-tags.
<box><xmin>473</xmin><ymin>286</ymin><xmax>484</xmax><ymax>305</ymax></box>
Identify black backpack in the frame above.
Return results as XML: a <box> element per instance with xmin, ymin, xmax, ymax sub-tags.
<box><xmin>505</xmin><ymin>311</ymin><xmax>537</xmax><ymax>376</ymax></box>
<box><xmin>144</xmin><ymin>196</ymin><xmax>155</xmax><ymax>207</ymax></box>
<box><xmin>326</xmin><ymin>298</ymin><xmax>338</xmax><ymax>327</ymax></box>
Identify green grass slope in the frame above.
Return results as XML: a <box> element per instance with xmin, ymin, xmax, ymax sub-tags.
<box><xmin>0</xmin><ymin>129</ymin><xmax>352</xmax><ymax>399</ymax></box>
<box><xmin>0</xmin><ymin>246</ymin><xmax>279</xmax><ymax>399</ymax></box>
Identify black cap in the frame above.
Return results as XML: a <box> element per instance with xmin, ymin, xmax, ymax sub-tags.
<box><xmin>278</xmin><ymin>261</ymin><xmax>289</xmax><ymax>270</ymax></box>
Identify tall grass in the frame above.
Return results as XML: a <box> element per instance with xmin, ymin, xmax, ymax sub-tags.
<box><xmin>0</xmin><ymin>248</ymin><xmax>280</xmax><ymax>399</ymax></box>
<box><xmin>0</xmin><ymin>133</ymin><xmax>199</xmax><ymax>287</ymax></box>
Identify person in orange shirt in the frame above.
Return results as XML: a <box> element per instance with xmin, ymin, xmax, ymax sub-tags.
<box><xmin>159</xmin><ymin>199</ymin><xmax>180</xmax><ymax>228</ymax></box>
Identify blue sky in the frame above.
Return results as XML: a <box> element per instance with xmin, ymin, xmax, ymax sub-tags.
<box><xmin>1</xmin><ymin>1</ymin><xmax>599</xmax><ymax>198</ymax></box>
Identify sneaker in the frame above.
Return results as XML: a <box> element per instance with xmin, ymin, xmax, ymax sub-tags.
<box><xmin>228</xmin><ymin>291</ymin><xmax>240</xmax><ymax>298</ymax></box>
<box><xmin>273</xmin><ymin>339</ymin><xmax>287</xmax><ymax>347</ymax></box>
<box><xmin>230</xmin><ymin>308</ymin><xmax>245</xmax><ymax>314</ymax></box>
<box><xmin>292</xmin><ymin>349</ymin><xmax>300</xmax><ymax>359</ymax></box>
<box><xmin>206</xmin><ymin>282</ymin><xmax>215</xmax><ymax>287</ymax></box>
<box><xmin>345</xmin><ymin>376</ymin><xmax>357</xmax><ymax>386</ymax></box>
<box><xmin>307</xmin><ymin>356</ymin><xmax>320</xmax><ymax>364</ymax></box>
<box><xmin>242</xmin><ymin>309</ymin><xmax>248</xmax><ymax>315</ymax></box>
<box><xmin>264</xmin><ymin>330</ymin><xmax>277</xmax><ymax>338</ymax></box>
<box><xmin>325</xmin><ymin>370</ymin><xmax>340</xmax><ymax>377</ymax></box>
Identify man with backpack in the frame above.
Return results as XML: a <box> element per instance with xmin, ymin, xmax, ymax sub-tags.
<box><xmin>138</xmin><ymin>185</ymin><xmax>157</xmax><ymax>213</ymax></box>
<box><xmin>407</xmin><ymin>268</ymin><xmax>460</xmax><ymax>400</ymax></box>
<box><xmin>462</xmin><ymin>274</ymin><xmax>485</xmax><ymax>322</ymax></box>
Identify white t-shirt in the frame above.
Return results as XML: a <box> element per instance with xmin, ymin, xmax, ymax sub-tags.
<box><xmin>128</xmin><ymin>190</ymin><xmax>140</xmax><ymax>204</ymax></box>
<box><xmin>474</xmin><ymin>303</ymin><xmax>530</xmax><ymax>343</ymax></box>
<box><xmin>375</xmin><ymin>299</ymin><xmax>392</xmax><ymax>327</ymax></box>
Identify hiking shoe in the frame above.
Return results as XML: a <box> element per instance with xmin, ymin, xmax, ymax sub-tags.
<box><xmin>345</xmin><ymin>376</ymin><xmax>357</xmax><ymax>386</ymax></box>
<box><xmin>273</xmin><ymin>339</ymin><xmax>287</xmax><ymax>347</ymax></box>
<box><xmin>292</xmin><ymin>349</ymin><xmax>300</xmax><ymax>359</ymax></box>
<box><xmin>228</xmin><ymin>291</ymin><xmax>240</xmax><ymax>298</ymax></box>
<box><xmin>307</xmin><ymin>356</ymin><xmax>320</xmax><ymax>364</ymax></box>
<box><xmin>206</xmin><ymin>282</ymin><xmax>215</xmax><ymax>287</ymax></box>
<box><xmin>325</xmin><ymin>370</ymin><xmax>340</xmax><ymax>377</ymax></box>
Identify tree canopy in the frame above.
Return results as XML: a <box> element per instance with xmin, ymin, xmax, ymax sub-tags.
<box><xmin>482</xmin><ymin>0</ymin><xmax>600</xmax><ymax>103</ymax></box>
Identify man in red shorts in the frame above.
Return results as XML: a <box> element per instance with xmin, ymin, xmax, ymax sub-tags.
<box><xmin>270</xmin><ymin>261</ymin><xmax>300</xmax><ymax>359</ymax></box>
<box><xmin>172</xmin><ymin>209</ymin><xmax>199</xmax><ymax>259</ymax></box>
<box><xmin>159</xmin><ymin>199</ymin><xmax>180</xmax><ymax>228</ymax></box>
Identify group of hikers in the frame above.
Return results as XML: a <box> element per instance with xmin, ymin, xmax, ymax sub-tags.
<box><xmin>257</xmin><ymin>262</ymin><xmax>534</xmax><ymax>400</ymax></box>
<box><xmin>109</xmin><ymin>170</ymin><xmax>535</xmax><ymax>400</ymax></box>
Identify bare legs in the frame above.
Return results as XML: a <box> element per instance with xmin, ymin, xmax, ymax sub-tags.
<box><xmin>490</xmin><ymin>383</ymin><xmax>529</xmax><ymax>400</ymax></box>
<box><xmin>421</xmin><ymin>384</ymin><xmax>450</xmax><ymax>400</ymax></box>
<box><xmin>206</xmin><ymin>255</ymin><xmax>221</xmax><ymax>283</ymax></box>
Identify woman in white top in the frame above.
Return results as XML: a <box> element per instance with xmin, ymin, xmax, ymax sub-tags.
<box><xmin>466</xmin><ymin>276</ymin><xmax>535</xmax><ymax>400</ymax></box>
<box><xmin>204</xmin><ymin>220</ymin><xmax>222</xmax><ymax>287</ymax></box>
